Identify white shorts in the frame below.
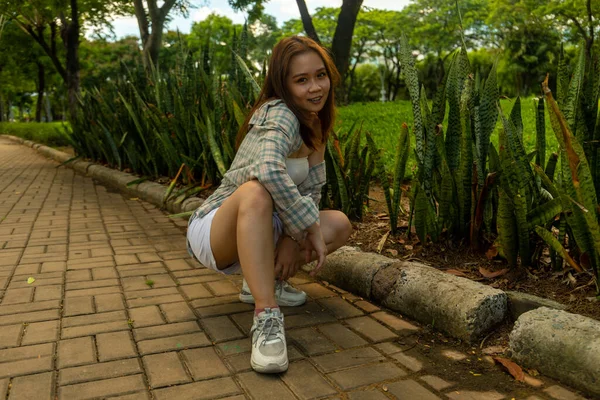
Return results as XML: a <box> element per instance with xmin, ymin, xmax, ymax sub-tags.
<box><xmin>187</xmin><ymin>207</ymin><xmax>284</xmax><ymax>275</ymax></box>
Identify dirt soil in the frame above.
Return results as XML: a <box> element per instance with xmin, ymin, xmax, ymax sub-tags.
<box><xmin>347</xmin><ymin>185</ymin><xmax>600</xmax><ymax>322</ymax></box>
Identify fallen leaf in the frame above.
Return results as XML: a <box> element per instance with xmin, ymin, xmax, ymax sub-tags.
<box><xmin>405</xmin><ymin>244</ymin><xmax>413</xmax><ymax>251</ymax></box>
<box><xmin>382</xmin><ymin>385</ymin><xmax>388</xmax><ymax>392</ymax></box>
<box><xmin>129</xmin><ymin>197</ymin><xmax>139</xmax><ymax>201</ymax></box>
<box><xmin>376</xmin><ymin>213</ymin><xmax>388</xmax><ymax>218</ymax></box>
<box><xmin>486</xmin><ymin>246</ymin><xmax>499</xmax><ymax>259</ymax></box>
<box><xmin>565</xmin><ymin>272</ymin><xmax>577</xmax><ymax>286</ymax></box>
<box><xmin>523</xmin><ymin>374</ymin><xmax>544</xmax><ymax>387</ymax></box>
<box><xmin>376</xmin><ymin>231</ymin><xmax>391</xmax><ymax>253</ymax></box>
<box><xmin>493</xmin><ymin>357</ymin><xmax>525</xmax><ymax>382</ymax></box>
<box><xmin>445</xmin><ymin>269</ymin><xmax>468</xmax><ymax>277</ymax></box>
<box><xmin>482</xmin><ymin>345</ymin><xmax>506</xmax><ymax>355</ymax></box>
<box><xmin>479</xmin><ymin>267</ymin><xmax>509</xmax><ymax>279</ymax></box>
<box><xmin>27</xmin><ymin>277</ymin><xmax>35</xmax><ymax>284</ymax></box>
<box><xmin>386</xmin><ymin>249</ymin><xmax>398</xmax><ymax>256</ymax></box>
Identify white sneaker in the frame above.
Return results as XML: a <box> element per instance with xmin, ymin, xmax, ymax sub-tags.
<box><xmin>250</xmin><ymin>308</ymin><xmax>288</xmax><ymax>373</ymax></box>
<box><xmin>239</xmin><ymin>279</ymin><xmax>307</xmax><ymax>307</ymax></box>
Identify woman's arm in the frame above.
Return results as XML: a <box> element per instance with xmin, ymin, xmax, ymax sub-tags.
<box><xmin>252</xmin><ymin>103</ymin><xmax>320</xmax><ymax>239</ymax></box>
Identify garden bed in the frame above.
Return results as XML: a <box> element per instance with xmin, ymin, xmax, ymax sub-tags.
<box><xmin>348</xmin><ymin>185</ymin><xmax>600</xmax><ymax>322</ymax></box>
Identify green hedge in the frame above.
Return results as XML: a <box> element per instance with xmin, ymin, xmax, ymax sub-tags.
<box><xmin>0</xmin><ymin>122</ymin><xmax>71</xmax><ymax>147</ymax></box>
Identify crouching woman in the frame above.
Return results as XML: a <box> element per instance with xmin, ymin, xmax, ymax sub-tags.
<box><xmin>187</xmin><ymin>35</ymin><xmax>352</xmax><ymax>373</ymax></box>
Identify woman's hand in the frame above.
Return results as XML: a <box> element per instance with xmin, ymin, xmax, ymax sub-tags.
<box><xmin>305</xmin><ymin>224</ymin><xmax>327</xmax><ymax>275</ymax></box>
<box><xmin>274</xmin><ymin>236</ymin><xmax>302</xmax><ymax>281</ymax></box>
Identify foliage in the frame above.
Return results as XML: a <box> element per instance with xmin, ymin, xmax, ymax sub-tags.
<box><xmin>336</xmin><ymin>98</ymin><xmax>557</xmax><ymax>179</ymax></box>
<box><xmin>322</xmin><ymin>124</ymin><xmax>374</xmax><ymax>221</ymax></box>
<box><xmin>69</xmin><ymin>41</ymin><xmax>254</xmax><ymax>188</ymax></box>
<box><xmin>79</xmin><ymin>36</ymin><xmax>141</xmax><ymax>90</ymax></box>
<box><xmin>0</xmin><ymin>122</ymin><xmax>70</xmax><ymax>147</ymax></box>
<box><xmin>533</xmin><ymin>42</ymin><xmax>600</xmax><ymax>287</ymax></box>
<box><xmin>395</xmin><ymin>30</ymin><xmax>564</xmax><ymax>271</ymax></box>
<box><xmin>367</xmin><ymin>122</ymin><xmax>411</xmax><ymax>234</ymax></box>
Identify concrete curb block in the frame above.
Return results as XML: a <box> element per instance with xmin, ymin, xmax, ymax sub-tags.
<box><xmin>310</xmin><ymin>246</ymin><xmax>396</xmax><ymax>298</ymax></box>
<box><xmin>1</xmin><ymin>135</ymin><xmax>203</xmax><ymax>215</ymax></box>
<box><xmin>379</xmin><ymin>261</ymin><xmax>507</xmax><ymax>342</ymax></box>
<box><xmin>509</xmin><ymin>307</ymin><xmax>600</xmax><ymax>396</ymax></box>
<box><xmin>304</xmin><ymin>246</ymin><xmax>508</xmax><ymax>343</ymax></box>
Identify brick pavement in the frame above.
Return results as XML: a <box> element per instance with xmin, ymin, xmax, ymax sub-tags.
<box><xmin>0</xmin><ymin>136</ymin><xmax>591</xmax><ymax>400</ymax></box>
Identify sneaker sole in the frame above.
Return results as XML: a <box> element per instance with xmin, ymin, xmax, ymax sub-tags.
<box><xmin>239</xmin><ymin>293</ymin><xmax>306</xmax><ymax>307</ymax></box>
<box><xmin>251</xmin><ymin>359</ymin><xmax>289</xmax><ymax>374</ymax></box>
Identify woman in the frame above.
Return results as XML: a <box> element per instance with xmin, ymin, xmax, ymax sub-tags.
<box><xmin>187</xmin><ymin>36</ymin><xmax>352</xmax><ymax>373</ymax></box>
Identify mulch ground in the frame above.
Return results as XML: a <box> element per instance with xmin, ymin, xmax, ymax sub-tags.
<box><xmin>347</xmin><ymin>185</ymin><xmax>600</xmax><ymax>322</ymax></box>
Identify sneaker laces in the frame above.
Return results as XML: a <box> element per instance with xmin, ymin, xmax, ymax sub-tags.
<box><xmin>253</xmin><ymin>312</ymin><xmax>284</xmax><ymax>347</ymax></box>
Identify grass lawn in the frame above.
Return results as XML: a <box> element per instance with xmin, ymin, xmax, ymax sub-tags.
<box><xmin>0</xmin><ymin>121</ymin><xmax>71</xmax><ymax>148</ymax></box>
<box><xmin>337</xmin><ymin>97</ymin><xmax>559</xmax><ymax>177</ymax></box>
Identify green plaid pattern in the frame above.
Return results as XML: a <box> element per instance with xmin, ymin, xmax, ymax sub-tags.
<box><xmin>189</xmin><ymin>99</ymin><xmax>325</xmax><ymax>238</ymax></box>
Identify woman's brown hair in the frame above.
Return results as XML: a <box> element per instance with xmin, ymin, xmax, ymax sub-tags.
<box><xmin>235</xmin><ymin>35</ymin><xmax>340</xmax><ymax>150</ymax></box>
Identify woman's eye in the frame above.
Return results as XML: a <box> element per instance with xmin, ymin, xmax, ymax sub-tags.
<box><xmin>318</xmin><ymin>72</ymin><xmax>327</xmax><ymax>78</ymax></box>
<box><xmin>297</xmin><ymin>78</ymin><xmax>307</xmax><ymax>83</ymax></box>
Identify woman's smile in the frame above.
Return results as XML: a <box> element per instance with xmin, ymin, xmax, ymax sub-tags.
<box><xmin>286</xmin><ymin>50</ymin><xmax>330</xmax><ymax>114</ymax></box>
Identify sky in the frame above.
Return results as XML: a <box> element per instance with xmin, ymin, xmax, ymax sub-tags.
<box><xmin>107</xmin><ymin>0</ymin><xmax>411</xmax><ymax>39</ymax></box>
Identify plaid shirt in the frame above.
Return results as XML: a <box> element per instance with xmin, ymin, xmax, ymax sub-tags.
<box><xmin>189</xmin><ymin>99</ymin><xmax>326</xmax><ymax>238</ymax></box>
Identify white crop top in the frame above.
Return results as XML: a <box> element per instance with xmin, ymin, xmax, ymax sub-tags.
<box><xmin>285</xmin><ymin>157</ymin><xmax>309</xmax><ymax>186</ymax></box>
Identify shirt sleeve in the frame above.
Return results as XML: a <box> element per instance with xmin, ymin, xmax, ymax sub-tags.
<box><xmin>252</xmin><ymin>104</ymin><xmax>319</xmax><ymax>237</ymax></box>
<box><xmin>298</xmin><ymin>161</ymin><xmax>326</xmax><ymax>209</ymax></box>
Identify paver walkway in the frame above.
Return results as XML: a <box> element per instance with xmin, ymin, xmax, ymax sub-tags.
<box><xmin>0</xmin><ymin>136</ymin><xmax>591</xmax><ymax>400</ymax></box>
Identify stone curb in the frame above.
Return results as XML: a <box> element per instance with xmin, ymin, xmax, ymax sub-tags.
<box><xmin>3</xmin><ymin>134</ymin><xmax>595</xmax><ymax>398</ymax></box>
<box><xmin>1</xmin><ymin>135</ymin><xmax>204</xmax><ymax>215</ymax></box>
<box><xmin>510</xmin><ymin>307</ymin><xmax>600</xmax><ymax>396</ymax></box>
<box><xmin>303</xmin><ymin>246</ymin><xmax>508</xmax><ymax>342</ymax></box>
<box><xmin>304</xmin><ymin>246</ymin><xmax>597</xmax><ymax>397</ymax></box>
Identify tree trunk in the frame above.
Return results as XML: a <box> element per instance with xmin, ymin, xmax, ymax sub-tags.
<box><xmin>586</xmin><ymin>0</ymin><xmax>594</xmax><ymax>55</ymax></box>
<box><xmin>295</xmin><ymin>0</ymin><xmax>320</xmax><ymax>44</ymax></box>
<box><xmin>45</xmin><ymin>94</ymin><xmax>53</xmax><ymax>122</ymax></box>
<box><xmin>145</xmin><ymin>28</ymin><xmax>164</xmax><ymax>68</ymax></box>
<box><xmin>346</xmin><ymin>39</ymin><xmax>366</xmax><ymax>103</ymax></box>
<box><xmin>331</xmin><ymin>0</ymin><xmax>363</xmax><ymax>103</ymax></box>
<box><xmin>64</xmin><ymin>0</ymin><xmax>80</xmax><ymax>122</ymax></box>
<box><xmin>0</xmin><ymin>94</ymin><xmax>4</xmax><ymax>122</ymax></box>
<box><xmin>133</xmin><ymin>0</ymin><xmax>177</xmax><ymax>69</ymax></box>
<box><xmin>36</xmin><ymin>62</ymin><xmax>45</xmax><ymax>122</ymax></box>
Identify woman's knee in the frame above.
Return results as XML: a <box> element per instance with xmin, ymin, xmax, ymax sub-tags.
<box><xmin>238</xmin><ymin>180</ymin><xmax>273</xmax><ymax>214</ymax></box>
<box><xmin>338</xmin><ymin>212</ymin><xmax>353</xmax><ymax>242</ymax></box>
<box><xmin>328</xmin><ymin>211</ymin><xmax>352</xmax><ymax>244</ymax></box>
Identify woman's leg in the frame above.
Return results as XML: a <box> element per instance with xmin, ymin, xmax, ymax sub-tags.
<box><xmin>297</xmin><ymin>210</ymin><xmax>353</xmax><ymax>264</ymax></box>
<box><xmin>209</xmin><ymin>180</ymin><xmax>277</xmax><ymax>310</ymax></box>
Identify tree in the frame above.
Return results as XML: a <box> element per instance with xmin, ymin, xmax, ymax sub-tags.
<box><xmin>132</xmin><ymin>0</ymin><xmax>191</xmax><ymax>68</ymax></box>
<box><xmin>0</xmin><ymin>19</ymin><xmax>59</xmax><ymax>122</ymax></box>
<box><xmin>283</xmin><ymin>7</ymin><xmax>399</xmax><ymax>101</ymax></box>
<box><xmin>534</xmin><ymin>0</ymin><xmax>599</xmax><ymax>53</ymax></box>
<box><xmin>330</xmin><ymin>0</ymin><xmax>363</xmax><ymax>98</ymax></box>
<box><xmin>1</xmin><ymin>0</ymin><xmax>129</xmax><ymax>120</ymax></box>
<box><xmin>79</xmin><ymin>36</ymin><xmax>141</xmax><ymax>89</ymax></box>
<box><xmin>188</xmin><ymin>13</ymin><xmax>242</xmax><ymax>74</ymax></box>
<box><xmin>230</xmin><ymin>0</ymin><xmax>364</xmax><ymax>102</ymax></box>
<box><xmin>295</xmin><ymin>0</ymin><xmax>319</xmax><ymax>43</ymax></box>
<box><xmin>487</xmin><ymin>0</ymin><xmax>563</xmax><ymax>95</ymax></box>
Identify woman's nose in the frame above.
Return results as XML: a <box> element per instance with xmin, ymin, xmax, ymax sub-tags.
<box><xmin>309</xmin><ymin>80</ymin><xmax>321</xmax><ymax>91</ymax></box>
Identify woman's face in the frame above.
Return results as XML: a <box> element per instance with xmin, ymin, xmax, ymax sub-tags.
<box><xmin>286</xmin><ymin>50</ymin><xmax>331</xmax><ymax>115</ymax></box>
